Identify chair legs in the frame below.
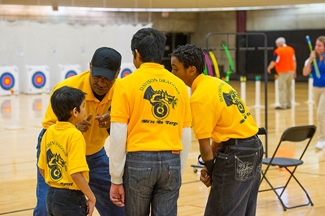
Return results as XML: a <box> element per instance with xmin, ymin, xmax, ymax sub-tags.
<box><xmin>259</xmin><ymin>167</ymin><xmax>313</xmax><ymax>211</ymax></box>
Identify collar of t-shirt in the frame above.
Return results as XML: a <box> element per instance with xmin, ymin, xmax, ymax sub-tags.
<box><xmin>93</xmin><ymin>90</ymin><xmax>105</xmax><ymax>101</ymax></box>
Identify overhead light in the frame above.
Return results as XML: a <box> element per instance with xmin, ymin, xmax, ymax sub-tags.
<box><xmin>0</xmin><ymin>3</ymin><xmax>324</xmax><ymax>14</ymax></box>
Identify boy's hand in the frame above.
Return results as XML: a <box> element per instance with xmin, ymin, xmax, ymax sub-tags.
<box><xmin>86</xmin><ymin>198</ymin><xmax>95</xmax><ymax>216</ymax></box>
<box><xmin>77</xmin><ymin>114</ymin><xmax>92</xmax><ymax>133</ymax></box>
<box><xmin>110</xmin><ymin>183</ymin><xmax>125</xmax><ymax>207</ymax></box>
<box><xmin>200</xmin><ymin>167</ymin><xmax>212</xmax><ymax>187</ymax></box>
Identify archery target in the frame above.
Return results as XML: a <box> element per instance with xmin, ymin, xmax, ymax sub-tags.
<box><xmin>32</xmin><ymin>71</ymin><xmax>47</xmax><ymax>88</ymax></box>
<box><xmin>119</xmin><ymin>62</ymin><xmax>136</xmax><ymax>78</ymax></box>
<box><xmin>0</xmin><ymin>66</ymin><xmax>19</xmax><ymax>96</ymax></box>
<box><xmin>0</xmin><ymin>73</ymin><xmax>14</xmax><ymax>91</ymax></box>
<box><xmin>24</xmin><ymin>65</ymin><xmax>50</xmax><ymax>94</ymax></box>
<box><xmin>59</xmin><ymin>64</ymin><xmax>81</xmax><ymax>81</ymax></box>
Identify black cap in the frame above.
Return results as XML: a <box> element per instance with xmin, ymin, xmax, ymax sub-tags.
<box><xmin>91</xmin><ymin>47</ymin><xmax>122</xmax><ymax>80</ymax></box>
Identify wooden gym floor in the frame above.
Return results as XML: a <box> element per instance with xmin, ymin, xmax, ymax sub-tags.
<box><xmin>0</xmin><ymin>80</ymin><xmax>324</xmax><ymax>216</ymax></box>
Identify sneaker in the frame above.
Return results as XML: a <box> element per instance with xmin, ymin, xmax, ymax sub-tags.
<box><xmin>315</xmin><ymin>141</ymin><xmax>325</xmax><ymax>150</ymax></box>
<box><xmin>275</xmin><ymin>107</ymin><xmax>286</xmax><ymax>110</ymax></box>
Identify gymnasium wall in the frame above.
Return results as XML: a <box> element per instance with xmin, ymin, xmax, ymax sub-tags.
<box><xmin>189</xmin><ymin>6</ymin><xmax>325</xmax><ymax>81</ymax></box>
<box><xmin>0</xmin><ymin>4</ymin><xmax>324</xmax><ymax>93</ymax></box>
<box><xmin>0</xmin><ymin>17</ymin><xmax>151</xmax><ymax>91</ymax></box>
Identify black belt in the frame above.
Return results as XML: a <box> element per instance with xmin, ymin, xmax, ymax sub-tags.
<box><xmin>222</xmin><ymin>134</ymin><xmax>257</xmax><ymax>145</ymax></box>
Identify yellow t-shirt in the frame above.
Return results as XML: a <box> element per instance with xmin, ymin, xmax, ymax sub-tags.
<box><xmin>191</xmin><ymin>74</ymin><xmax>258</xmax><ymax>143</ymax></box>
<box><xmin>111</xmin><ymin>63</ymin><xmax>192</xmax><ymax>152</ymax></box>
<box><xmin>38</xmin><ymin>121</ymin><xmax>89</xmax><ymax>190</ymax></box>
<box><xmin>42</xmin><ymin>71</ymin><xmax>116</xmax><ymax>155</ymax></box>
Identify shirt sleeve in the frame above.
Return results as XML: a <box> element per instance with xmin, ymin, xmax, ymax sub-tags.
<box><xmin>191</xmin><ymin>100</ymin><xmax>214</xmax><ymax>139</ymax></box>
<box><xmin>68</xmin><ymin>132</ymin><xmax>89</xmax><ymax>175</ymax></box>
<box><xmin>180</xmin><ymin>127</ymin><xmax>191</xmax><ymax>174</ymax></box>
<box><xmin>109</xmin><ymin>122</ymin><xmax>128</xmax><ymax>184</ymax></box>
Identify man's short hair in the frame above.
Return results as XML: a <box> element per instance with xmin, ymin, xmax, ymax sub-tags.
<box><xmin>275</xmin><ymin>37</ymin><xmax>286</xmax><ymax>46</ymax></box>
<box><xmin>171</xmin><ymin>44</ymin><xmax>205</xmax><ymax>74</ymax></box>
<box><xmin>131</xmin><ymin>28</ymin><xmax>166</xmax><ymax>63</ymax></box>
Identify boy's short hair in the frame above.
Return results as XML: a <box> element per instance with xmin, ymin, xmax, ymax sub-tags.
<box><xmin>51</xmin><ymin>86</ymin><xmax>86</xmax><ymax>121</ymax></box>
<box><xmin>131</xmin><ymin>28</ymin><xmax>166</xmax><ymax>63</ymax></box>
<box><xmin>171</xmin><ymin>44</ymin><xmax>205</xmax><ymax>74</ymax></box>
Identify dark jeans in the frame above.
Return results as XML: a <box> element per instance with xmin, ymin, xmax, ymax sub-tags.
<box><xmin>47</xmin><ymin>187</ymin><xmax>87</xmax><ymax>216</ymax></box>
<box><xmin>204</xmin><ymin>135</ymin><xmax>263</xmax><ymax>216</ymax></box>
<box><xmin>124</xmin><ymin>151</ymin><xmax>181</xmax><ymax>216</ymax></box>
<box><xmin>34</xmin><ymin>129</ymin><xmax>124</xmax><ymax>216</ymax></box>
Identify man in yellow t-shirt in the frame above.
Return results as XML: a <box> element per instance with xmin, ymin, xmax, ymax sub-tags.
<box><xmin>171</xmin><ymin>44</ymin><xmax>263</xmax><ymax>216</ymax></box>
<box><xmin>38</xmin><ymin>86</ymin><xmax>96</xmax><ymax>215</ymax></box>
<box><xmin>34</xmin><ymin>47</ymin><xmax>124</xmax><ymax>216</ymax></box>
<box><xmin>109</xmin><ymin>28</ymin><xmax>192</xmax><ymax>215</ymax></box>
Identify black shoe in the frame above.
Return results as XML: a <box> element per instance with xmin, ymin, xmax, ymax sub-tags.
<box><xmin>275</xmin><ymin>107</ymin><xmax>286</xmax><ymax>110</ymax></box>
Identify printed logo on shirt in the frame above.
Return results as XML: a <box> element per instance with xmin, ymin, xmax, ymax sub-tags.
<box><xmin>143</xmin><ymin>85</ymin><xmax>178</xmax><ymax>120</ymax></box>
<box><xmin>46</xmin><ymin>148</ymin><xmax>67</xmax><ymax>181</ymax></box>
<box><xmin>222</xmin><ymin>89</ymin><xmax>251</xmax><ymax>124</ymax></box>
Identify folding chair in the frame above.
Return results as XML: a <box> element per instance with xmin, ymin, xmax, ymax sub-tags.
<box><xmin>259</xmin><ymin>125</ymin><xmax>316</xmax><ymax>211</ymax></box>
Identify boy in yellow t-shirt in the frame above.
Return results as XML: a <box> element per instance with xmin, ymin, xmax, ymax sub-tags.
<box><xmin>38</xmin><ymin>86</ymin><xmax>96</xmax><ymax>216</ymax></box>
<box><xmin>171</xmin><ymin>44</ymin><xmax>263</xmax><ymax>216</ymax></box>
<box><xmin>109</xmin><ymin>28</ymin><xmax>192</xmax><ymax>215</ymax></box>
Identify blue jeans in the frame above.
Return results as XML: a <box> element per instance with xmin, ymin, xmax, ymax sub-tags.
<box><xmin>34</xmin><ymin>129</ymin><xmax>124</xmax><ymax>216</ymax></box>
<box><xmin>124</xmin><ymin>151</ymin><xmax>181</xmax><ymax>216</ymax></box>
<box><xmin>47</xmin><ymin>187</ymin><xmax>87</xmax><ymax>216</ymax></box>
<box><xmin>34</xmin><ymin>129</ymin><xmax>47</xmax><ymax>216</ymax></box>
<box><xmin>204</xmin><ymin>135</ymin><xmax>263</xmax><ymax>216</ymax></box>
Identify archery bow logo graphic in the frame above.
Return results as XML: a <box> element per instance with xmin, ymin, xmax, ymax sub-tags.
<box><xmin>143</xmin><ymin>86</ymin><xmax>178</xmax><ymax>120</ymax></box>
<box><xmin>223</xmin><ymin>89</ymin><xmax>245</xmax><ymax>114</ymax></box>
<box><xmin>46</xmin><ymin>149</ymin><xmax>67</xmax><ymax>181</ymax></box>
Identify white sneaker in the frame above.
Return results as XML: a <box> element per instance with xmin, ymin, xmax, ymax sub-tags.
<box><xmin>315</xmin><ymin>141</ymin><xmax>325</xmax><ymax>150</ymax></box>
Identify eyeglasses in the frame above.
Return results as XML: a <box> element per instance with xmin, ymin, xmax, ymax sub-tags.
<box><xmin>92</xmin><ymin>76</ymin><xmax>114</xmax><ymax>84</ymax></box>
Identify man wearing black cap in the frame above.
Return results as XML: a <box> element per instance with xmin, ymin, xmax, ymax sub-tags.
<box><xmin>34</xmin><ymin>47</ymin><xmax>124</xmax><ymax>216</ymax></box>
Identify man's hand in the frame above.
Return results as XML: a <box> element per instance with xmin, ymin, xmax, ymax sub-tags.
<box><xmin>267</xmin><ymin>61</ymin><xmax>275</xmax><ymax>74</ymax></box>
<box><xmin>110</xmin><ymin>183</ymin><xmax>125</xmax><ymax>207</ymax></box>
<box><xmin>200</xmin><ymin>167</ymin><xmax>211</xmax><ymax>187</ymax></box>
<box><xmin>95</xmin><ymin>112</ymin><xmax>111</xmax><ymax>129</ymax></box>
<box><xmin>77</xmin><ymin>114</ymin><xmax>92</xmax><ymax>133</ymax></box>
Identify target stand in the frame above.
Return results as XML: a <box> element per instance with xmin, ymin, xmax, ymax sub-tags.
<box><xmin>119</xmin><ymin>62</ymin><xmax>136</xmax><ymax>78</ymax></box>
<box><xmin>23</xmin><ymin>65</ymin><xmax>50</xmax><ymax>94</ymax></box>
<box><xmin>58</xmin><ymin>64</ymin><xmax>81</xmax><ymax>81</ymax></box>
<box><xmin>0</xmin><ymin>66</ymin><xmax>19</xmax><ymax>96</ymax></box>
